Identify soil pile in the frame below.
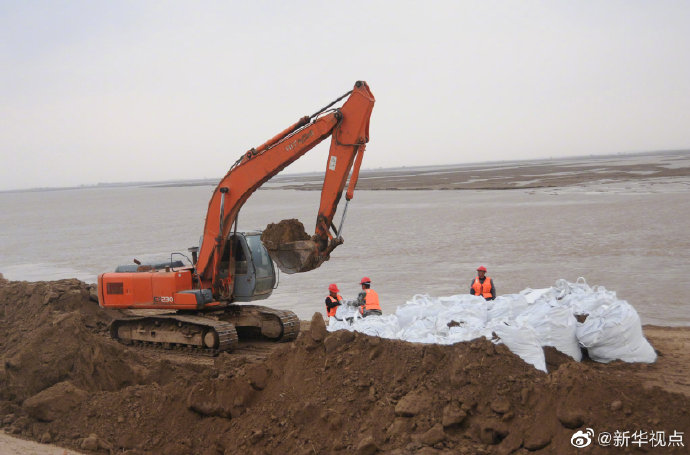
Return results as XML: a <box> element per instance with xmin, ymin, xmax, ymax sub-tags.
<box><xmin>0</xmin><ymin>277</ymin><xmax>688</xmax><ymax>454</ymax></box>
<box><xmin>261</xmin><ymin>219</ymin><xmax>324</xmax><ymax>274</ymax></box>
<box><xmin>260</xmin><ymin>219</ymin><xmax>311</xmax><ymax>249</ymax></box>
<box><xmin>0</xmin><ymin>278</ymin><xmax>200</xmax><ymax>448</ymax></box>
<box><xmin>0</xmin><ymin>279</ymin><xmax>144</xmax><ymax>401</ymax></box>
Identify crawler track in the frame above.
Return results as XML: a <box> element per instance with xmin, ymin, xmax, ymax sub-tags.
<box><xmin>110</xmin><ymin>314</ymin><xmax>238</xmax><ymax>356</ymax></box>
<box><xmin>110</xmin><ymin>305</ymin><xmax>300</xmax><ymax>357</ymax></box>
<box><xmin>218</xmin><ymin>305</ymin><xmax>300</xmax><ymax>342</ymax></box>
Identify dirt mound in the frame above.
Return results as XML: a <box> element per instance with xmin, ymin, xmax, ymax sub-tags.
<box><xmin>261</xmin><ymin>219</ymin><xmax>325</xmax><ymax>274</ymax></box>
<box><xmin>0</xmin><ymin>278</ymin><xmax>112</xmax><ymax>330</ymax></box>
<box><xmin>0</xmin><ymin>280</ymin><xmax>144</xmax><ymax>400</ymax></box>
<box><xmin>0</xmin><ymin>279</ymin><xmax>197</xmax><ymax>440</ymax></box>
<box><xmin>0</xmin><ymin>278</ymin><xmax>688</xmax><ymax>454</ymax></box>
<box><xmin>260</xmin><ymin>218</ymin><xmax>311</xmax><ymax>249</ymax></box>
<box><xmin>209</xmin><ymin>325</ymin><xmax>689</xmax><ymax>454</ymax></box>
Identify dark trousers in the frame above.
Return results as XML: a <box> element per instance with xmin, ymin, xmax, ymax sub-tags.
<box><xmin>362</xmin><ymin>309</ymin><xmax>382</xmax><ymax>317</ymax></box>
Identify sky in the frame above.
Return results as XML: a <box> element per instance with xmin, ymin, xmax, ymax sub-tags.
<box><xmin>1</xmin><ymin>0</ymin><xmax>689</xmax><ymax>191</ymax></box>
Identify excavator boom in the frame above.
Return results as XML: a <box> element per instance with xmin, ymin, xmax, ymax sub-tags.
<box><xmin>197</xmin><ymin>81</ymin><xmax>375</xmax><ymax>296</ymax></box>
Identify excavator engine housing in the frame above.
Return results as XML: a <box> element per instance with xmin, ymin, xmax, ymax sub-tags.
<box><xmin>98</xmin><ymin>232</ymin><xmax>276</xmax><ymax>310</ymax></box>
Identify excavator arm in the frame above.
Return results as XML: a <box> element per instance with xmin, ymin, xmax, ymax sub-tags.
<box><xmin>196</xmin><ymin>81</ymin><xmax>375</xmax><ymax>296</ymax></box>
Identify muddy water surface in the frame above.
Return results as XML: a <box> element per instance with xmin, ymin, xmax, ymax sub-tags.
<box><xmin>0</xmin><ymin>185</ymin><xmax>687</xmax><ymax>325</ymax></box>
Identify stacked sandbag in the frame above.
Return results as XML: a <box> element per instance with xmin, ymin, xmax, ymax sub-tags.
<box><xmin>327</xmin><ymin>278</ymin><xmax>656</xmax><ymax>372</ymax></box>
<box><xmin>489</xmin><ymin>321</ymin><xmax>547</xmax><ymax>372</ymax></box>
<box><xmin>576</xmin><ymin>300</ymin><xmax>657</xmax><ymax>363</ymax></box>
<box><xmin>516</xmin><ymin>303</ymin><xmax>582</xmax><ymax>361</ymax></box>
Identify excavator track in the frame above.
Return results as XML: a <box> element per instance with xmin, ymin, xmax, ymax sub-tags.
<box><xmin>219</xmin><ymin>305</ymin><xmax>300</xmax><ymax>342</ymax></box>
<box><xmin>110</xmin><ymin>314</ymin><xmax>238</xmax><ymax>356</ymax></box>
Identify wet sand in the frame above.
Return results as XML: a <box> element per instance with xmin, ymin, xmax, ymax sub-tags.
<box><xmin>627</xmin><ymin>326</ymin><xmax>690</xmax><ymax>397</ymax></box>
<box><xmin>267</xmin><ymin>149</ymin><xmax>690</xmax><ymax>191</ymax></box>
<box><xmin>0</xmin><ymin>434</ymin><xmax>79</xmax><ymax>454</ymax></box>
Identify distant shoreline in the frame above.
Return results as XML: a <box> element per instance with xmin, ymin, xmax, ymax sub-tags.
<box><xmin>2</xmin><ymin>149</ymin><xmax>688</xmax><ymax>193</ymax></box>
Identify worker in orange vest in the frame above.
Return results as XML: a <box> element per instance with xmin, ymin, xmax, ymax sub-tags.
<box><xmin>470</xmin><ymin>266</ymin><xmax>495</xmax><ymax>301</ymax></box>
<box><xmin>355</xmin><ymin>277</ymin><xmax>382</xmax><ymax>317</ymax></box>
<box><xmin>325</xmin><ymin>283</ymin><xmax>343</xmax><ymax>318</ymax></box>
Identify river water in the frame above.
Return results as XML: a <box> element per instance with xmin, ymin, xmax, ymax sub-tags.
<box><xmin>1</xmin><ymin>184</ymin><xmax>688</xmax><ymax>326</ymax></box>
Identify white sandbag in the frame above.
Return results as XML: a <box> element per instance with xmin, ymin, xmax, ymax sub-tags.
<box><xmin>331</xmin><ymin>304</ymin><xmax>357</xmax><ymax>323</ymax></box>
<box><xmin>576</xmin><ymin>300</ymin><xmax>656</xmax><ymax>363</ymax></box>
<box><xmin>327</xmin><ymin>305</ymin><xmax>361</xmax><ymax>332</ymax></box>
<box><xmin>519</xmin><ymin>288</ymin><xmax>553</xmax><ymax>305</ymax></box>
<box><xmin>490</xmin><ymin>322</ymin><xmax>547</xmax><ymax>373</ymax></box>
<box><xmin>399</xmin><ymin>318</ymin><xmax>440</xmax><ymax>344</ymax></box>
<box><xmin>446</xmin><ymin>325</ymin><xmax>492</xmax><ymax>344</ymax></box>
<box><xmin>437</xmin><ymin>300</ymin><xmax>488</xmax><ymax>329</ymax></box>
<box><xmin>435</xmin><ymin>310</ymin><xmax>489</xmax><ymax>345</ymax></box>
<box><xmin>394</xmin><ymin>294</ymin><xmax>435</xmax><ymax>328</ymax></box>
<box><xmin>396</xmin><ymin>294</ymin><xmax>485</xmax><ymax>327</ymax></box>
<box><xmin>351</xmin><ymin>315</ymin><xmax>401</xmax><ymax>340</ymax></box>
<box><xmin>552</xmin><ymin>277</ymin><xmax>617</xmax><ymax>315</ymax></box>
<box><xmin>487</xmin><ymin>294</ymin><xmax>530</xmax><ymax>321</ymax></box>
<box><xmin>517</xmin><ymin>303</ymin><xmax>582</xmax><ymax>361</ymax></box>
<box><xmin>329</xmin><ymin>306</ymin><xmax>399</xmax><ymax>338</ymax></box>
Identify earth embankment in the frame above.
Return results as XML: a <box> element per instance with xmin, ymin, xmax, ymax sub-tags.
<box><xmin>0</xmin><ymin>277</ymin><xmax>688</xmax><ymax>454</ymax></box>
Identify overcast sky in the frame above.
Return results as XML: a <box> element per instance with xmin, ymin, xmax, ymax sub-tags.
<box><xmin>1</xmin><ymin>0</ymin><xmax>689</xmax><ymax>191</ymax></box>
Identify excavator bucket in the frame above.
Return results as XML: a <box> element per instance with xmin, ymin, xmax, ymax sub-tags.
<box><xmin>261</xmin><ymin>219</ymin><xmax>326</xmax><ymax>274</ymax></box>
<box><xmin>265</xmin><ymin>239</ymin><xmax>323</xmax><ymax>274</ymax></box>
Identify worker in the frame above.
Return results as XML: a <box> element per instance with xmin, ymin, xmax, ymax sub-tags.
<box><xmin>470</xmin><ymin>266</ymin><xmax>496</xmax><ymax>301</ymax></box>
<box><xmin>325</xmin><ymin>283</ymin><xmax>343</xmax><ymax>318</ymax></box>
<box><xmin>355</xmin><ymin>277</ymin><xmax>382</xmax><ymax>317</ymax></box>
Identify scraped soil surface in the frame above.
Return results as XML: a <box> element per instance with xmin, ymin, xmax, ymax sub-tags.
<box><xmin>0</xmin><ymin>277</ymin><xmax>688</xmax><ymax>454</ymax></box>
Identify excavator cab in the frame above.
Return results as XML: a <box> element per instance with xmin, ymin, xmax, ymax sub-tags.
<box><xmin>228</xmin><ymin>232</ymin><xmax>276</xmax><ymax>301</ymax></box>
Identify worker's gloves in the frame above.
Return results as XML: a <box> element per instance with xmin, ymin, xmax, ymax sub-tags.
<box><xmin>342</xmin><ymin>292</ymin><xmax>367</xmax><ymax>307</ymax></box>
<box><xmin>356</xmin><ymin>291</ymin><xmax>367</xmax><ymax>306</ymax></box>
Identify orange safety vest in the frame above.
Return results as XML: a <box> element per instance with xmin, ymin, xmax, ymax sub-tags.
<box><xmin>359</xmin><ymin>289</ymin><xmax>381</xmax><ymax>314</ymax></box>
<box><xmin>472</xmin><ymin>276</ymin><xmax>493</xmax><ymax>299</ymax></box>
<box><xmin>326</xmin><ymin>294</ymin><xmax>342</xmax><ymax>317</ymax></box>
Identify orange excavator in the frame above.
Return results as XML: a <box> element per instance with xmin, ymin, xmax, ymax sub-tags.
<box><xmin>98</xmin><ymin>81</ymin><xmax>375</xmax><ymax>354</ymax></box>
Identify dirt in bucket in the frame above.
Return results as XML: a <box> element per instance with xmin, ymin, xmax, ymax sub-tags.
<box><xmin>261</xmin><ymin>219</ymin><xmax>325</xmax><ymax>274</ymax></box>
<box><xmin>260</xmin><ymin>219</ymin><xmax>311</xmax><ymax>250</ymax></box>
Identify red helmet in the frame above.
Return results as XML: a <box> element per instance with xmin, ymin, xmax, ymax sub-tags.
<box><xmin>476</xmin><ymin>266</ymin><xmax>487</xmax><ymax>272</ymax></box>
<box><xmin>328</xmin><ymin>283</ymin><xmax>339</xmax><ymax>293</ymax></box>
<box><xmin>360</xmin><ymin>277</ymin><xmax>371</xmax><ymax>285</ymax></box>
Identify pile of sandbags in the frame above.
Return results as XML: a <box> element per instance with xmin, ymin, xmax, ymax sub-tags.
<box><xmin>327</xmin><ymin>278</ymin><xmax>656</xmax><ymax>372</ymax></box>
